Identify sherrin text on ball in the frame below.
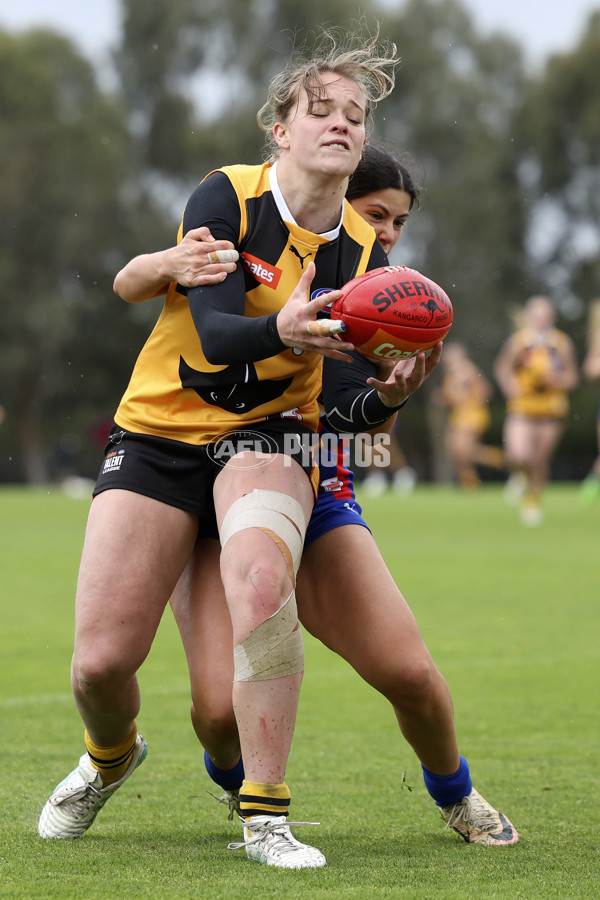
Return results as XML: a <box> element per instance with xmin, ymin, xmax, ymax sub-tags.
<box><xmin>330</xmin><ymin>265</ymin><xmax>453</xmax><ymax>360</ymax></box>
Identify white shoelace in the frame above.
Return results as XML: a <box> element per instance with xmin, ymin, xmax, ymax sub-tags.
<box><xmin>444</xmin><ymin>794</ymin><xmax>498</xmax><ymax>831</ymax></box>
<box><xmin>206</xmin><ymin>789</ymin><xmax>240</xmax><ymax>821</ymax></box>
<box><xmin>56</xmin><ymin>782</ymin><xmax>103</xmax><ymax>815</ymax></box>
<box><xmin>228</xmin><ymin>819</ymin><xmax>320</xmax><ymax>853</ymax></box>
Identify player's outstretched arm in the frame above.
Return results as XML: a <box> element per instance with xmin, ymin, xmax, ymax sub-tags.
<box><xmin>113</xmin><ymin>227</ymin><xmax>239</xmax><ymax>303</ymax></box>
<box><xmin>322</xmin><ymin>342</ymin><xmax>442</xmax><ymax>435</ymax></box>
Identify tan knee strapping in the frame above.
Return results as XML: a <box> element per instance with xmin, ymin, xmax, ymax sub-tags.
<box><xmin>233</xmin><ymin>589</ymin><xmax>304</xmax><ymax>682</ymax></box>
<box><xmin>219</xmin><ymin>489</ymin><xmax>305</xmax><ymax>579</ymax></box>
<box><xmin>220</xmin><ymin>490</ymin><xmax>306</xmax><ymax>681</ymax></box>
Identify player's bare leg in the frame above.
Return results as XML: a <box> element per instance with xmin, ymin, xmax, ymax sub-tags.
<box><xmin>172</xmin><ymin>542</ymin><xmax>240</xmax><ymax>762</ymax></box>
<box><xmin>446</xmin><ymin>428</ymin><xmax>482</xmax><ymax>489</ymax></box>
<box><xmin>297</xmin><ymin>525</ymin><xmax>459</xmax><ymax>774</ymax></box>
<box><xmin>171</xmin><ymin>541</ymin><xmax>242</xmax><ymax>818</ymax></box>
<box><xmin>504</xmin><ymin>416</ymin><xmax>563</xmax><ymax>524</ymax></box>
<box><xmin>528</xmin><ymin>419</ymin><xmax>564</xmax><ymax>496</ymax></box>
<box><xmin>72</xmin><ymin>491</ymin><xmax>197</xmax><ymax>742</ymax></box>
<box><xmin>40</xmin><ymin>491</ymin><xmax>198</xmax><ymax>838</ymax></box>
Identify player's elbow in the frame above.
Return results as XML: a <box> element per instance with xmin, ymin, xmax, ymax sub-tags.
<box><xmin>113</xmin><ymin>272</ymin><xmax>136</xmax><ymax>303</ymax></box>
<box><xmin>112</xmin><ymin>273</ymin><xmax>125</xmax><ymax>298</ymax></box>
<box><xmin>200</xmin><ymin>329</ymin><xmax>230</xmax><ymax>366</ymax></box>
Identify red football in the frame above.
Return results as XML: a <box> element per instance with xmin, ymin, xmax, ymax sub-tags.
<box><xmin>330</xmin><ymin>265</ymin><xmax>453</xmax><ymax>360</ymax></box>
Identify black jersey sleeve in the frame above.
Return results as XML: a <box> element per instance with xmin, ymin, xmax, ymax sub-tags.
<box><xmin>183</xmin><ymin>172</ymin><xmax>286</xmax><ymax>365</ymax></box>
<box><xmin>322</xmin><ymin>351</ymin><xmax>408</xmax><ymax>433</ymax></box>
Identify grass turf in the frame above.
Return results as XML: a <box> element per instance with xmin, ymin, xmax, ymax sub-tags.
<box><xmin>0</xmin><ymin>484</ymin><xmax>597</xmax><ymax>898</ymax></box>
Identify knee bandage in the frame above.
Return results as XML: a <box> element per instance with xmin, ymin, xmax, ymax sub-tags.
<box><xmin>233</xmin><ymin>588</ymin><xmax>304</xmax><ymax>681</ymax></box>
<box><xmin>219</xmin><ymin>490</ymin><xmax>306</xmax><ymax>682</ymax></box>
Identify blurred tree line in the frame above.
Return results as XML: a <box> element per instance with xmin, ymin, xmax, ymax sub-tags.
<box><xmin>1</xmin><ymin>0</ymin><xmax>599</xmax><ymax>483</ymax></box>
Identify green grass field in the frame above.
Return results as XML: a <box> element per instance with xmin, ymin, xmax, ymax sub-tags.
<box><xmin>1</xmin><ymin>484</ymin><xmax>598</xmax><ymax>899</ymax></box>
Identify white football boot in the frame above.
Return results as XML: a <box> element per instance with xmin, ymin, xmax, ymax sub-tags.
<box><xmin>228</xmin><ymin>815</ymin><xmax>326</xmax><ymax>868</ymax></box>
<box><xmin>440</xmin><ymin>787</ymin><xmax>519</xmax><ymax>845</ymax></box>
<box><xmin>38</xmin><ymin>734</ymin><xmax>147</xmax><ymax>838</ymax></box>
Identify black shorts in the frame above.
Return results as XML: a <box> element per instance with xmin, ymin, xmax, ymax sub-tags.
<box><xmin>93</xmin><ymin>421</ymin><xmax>319</xmax><ymax>535</ymax></box>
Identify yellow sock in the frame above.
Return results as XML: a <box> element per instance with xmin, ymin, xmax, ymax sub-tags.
<box><xmin>85</xmin><ymin>723</ymin><xmax>137</xmax><ymax>786</ymax></box>
<box><xmin>239</xmin><ymin>780</ymin><xmax>291</xmax><ymax>820</ymax></box>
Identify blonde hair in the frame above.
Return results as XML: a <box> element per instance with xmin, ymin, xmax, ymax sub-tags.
<box><xmin>509</xmin><ymin>295</ymin><xmax>553</xmax><ymax>331</ymax></box>
<box><xmin>257</xmin><ymin>25</ymin><xmax>399</xmax><ymax>157</ymax></box>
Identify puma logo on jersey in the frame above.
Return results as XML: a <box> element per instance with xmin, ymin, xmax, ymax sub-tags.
<box><xmin>289</xmin><ymin>245</ymin><xmax>312</xmax><ymax>268</ymax></box>
<box><xmin>241</xmin><ymin>252</ymin><xmax>282</xmax><ymax>288</ymax></box>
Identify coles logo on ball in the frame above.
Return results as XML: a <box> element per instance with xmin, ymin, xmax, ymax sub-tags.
<box><xmin>371</xmin><ymin>343</ymin><xmax>418</xmax><ymax>360</ymax></box>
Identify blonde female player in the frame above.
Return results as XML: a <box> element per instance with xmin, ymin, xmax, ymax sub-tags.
<box><xmin>494</xmin><ymin>295</ymin><xmax>578</xmax><ymax>525</ymax></box>
<box><xmin>38</xmin><ymin>31</ymin><xmax>401</xmax><ymax>869</ymax></box>
<box><xmin>113</xmin><ymin>144</ymin><xmax>519</xmax><ymax>857</ymax></box>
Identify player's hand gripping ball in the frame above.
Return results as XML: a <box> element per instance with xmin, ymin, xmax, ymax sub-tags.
<box><xmin>330</xmin><ymin>265</ymin><xmax>453</xmax><ymax>360</ymax></box>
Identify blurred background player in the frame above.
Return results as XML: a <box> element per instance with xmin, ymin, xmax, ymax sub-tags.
<box><xmin>494</xmin><ymin>295</ymin><xmax>578</xmax><ymax>525</ymax></box>
<box><xmin>432</xmin><ymin>342</ymin><xmax>504</xmax><ymax>490</ymax></box>
<box><xmin>579</xmin><ymin>299</ymin><xmax>600</xmax><ymax>506</ymax></box>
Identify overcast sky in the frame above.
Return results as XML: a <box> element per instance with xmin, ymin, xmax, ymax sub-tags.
<box><xmin>1</xmin><ymin>0</ymin><xmax>598</xmax><ymax>69</ymax></box>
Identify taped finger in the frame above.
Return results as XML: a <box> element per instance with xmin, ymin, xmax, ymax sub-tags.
<box><xmin>306</xmin><ymin>319</ymin><xmax>346</xmax><ymax>336</ymax></box>
<box><xmin>207</xmin><ymin>249</ymin><xmax>239</xmax><ymax>264</ymax></box>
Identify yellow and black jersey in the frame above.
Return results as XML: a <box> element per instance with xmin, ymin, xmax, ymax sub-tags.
<box><xmin>448</xmin><ymin>402</ymin><xmax>491</xmax><ymax>435</ymax></box>
<box><xmin>507</xmin><ymin>327</ymin><xmax>571</xmax><ymax>419</ymax></box>
<box><xmin>442</xmin><ymin>363</ymin><xmax>491</xmax><ymax>435</ymax></box>
<box><xmin>115</xmin><ymin>162</ymin><xmax>385</xmax><ymax>445</ymax></box>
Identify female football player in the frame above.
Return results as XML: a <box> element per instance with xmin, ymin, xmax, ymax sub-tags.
<box><xmin>494</xmin><ymin>295</ymin><xmax>578</xmax><ymax>525</ymax></box>
<box><xmin>433</xmin><ymin>341</ymin><xmax>504</xmax><ymax>489</ymax></box>
<box><xmin>39</xmin><ymin>29</ymin><xmax>404</xmax><ymax>869</ymax></box>
<box><xmin>109</xmin><ymin>144</ymin><xmax>519</xmax><ymax>852</ymax></box>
